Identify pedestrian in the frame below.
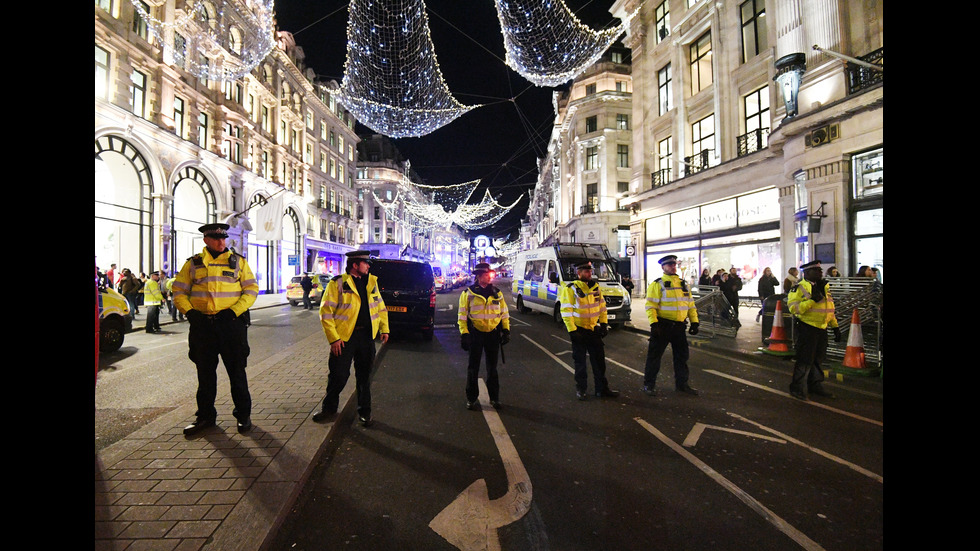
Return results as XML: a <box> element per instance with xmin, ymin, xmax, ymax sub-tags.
<box><xmin>641</xmin><ymin>255</ymin><xmax>700</xmax><ymax>397</ymax></box>
<box><xmin>855</xmin><ymin>265</ymin><xmax>873</xmax><ymax>277</ymax></box>
<box><xmin>783</xmin><ymin>267</ymin><xmax>799</xmax><ymax>294</ymax></box>
<box><xmin>559</xmin><ymin>261</ymin><xmax>620</xmax><ymax>400</ymax></box>
<box><xmin>143</xmin><ymin>270</ymin><xmax>164</xmax><ymax>333</ymax></box>
<box><xmin>621</xmin><ymin>275</ymin><xmax>635</xmax><ymax>297</ymax></box>
<box><xmin>698</xmin><ymin>268</ymin><xmax>711</xmax><ymax>286</ymax></box>
<box><xmin>826</xmin><ymin>266</ymin><xmax>841</xmax><ymax>278</ymax></box>
<box><xmin>300</xmin><ymin>273</ymin><xmax>314</xmax><ymax>310</ymax></box>
<box><xmin>137</xmin><ymin>272</ymin><xmax>147</xmax><ymax>309</ymax></box>
<box><xmin>96</xmin><ymin>267</ymin><xmax>108</xmax><ymax>290</ymax></box>
<box><xmin>756</xmin><ymin>266</ymin><xmax>779</xmax><ymax>321</ymax></box>
<box><xmin>106</xmin><ymin>264</ymin><xmax>117</xmax><ymax>291</ymax></box>
<box><xmin>313</xmin><ymin>250</ymin><xmax>390</xmax><ymax>427</ymax></box>
<box><xmin>871</xmin><ymin>267</ymin><xmax>881</xmax><ymax>283</ymax></box>
<box><xmin>173</xmin><ymin>223</ymin><xmax>259</xmax><ymax>435</ymax></box>
<box><xmin>458</xmin><ymin>262</ymin><xmax>510</xmax><ymax>410</ymax></box>
<box><xmin>786</xmin><ymin>260</ymin><xmax>841</xmax><ymax>401</ymax></box>
<box><xmin>118</xmin><ymin>269</ymin><xmax>141</xmax><ymax>314</ymax></box>
<box><xmin>721</xmin><ymin>267</ymin><xmax>743</xmax><ymax>321</ymax></box>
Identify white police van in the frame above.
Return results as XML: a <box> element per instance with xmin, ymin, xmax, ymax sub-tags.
<box><xmin>511</xmin><ymin>243</ymin><xmax>632</xmax><ymax>327</ymax></box>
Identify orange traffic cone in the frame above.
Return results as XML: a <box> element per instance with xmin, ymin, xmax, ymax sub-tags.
<box><xmin>833</xmin><ymin>308</ymin><xmax>879</xmax><ymax>377</ymax></box>
<box><xmin>760</xmin><ymin>299</ymin><xmax>794</xmax><ymax>356</ymax></box>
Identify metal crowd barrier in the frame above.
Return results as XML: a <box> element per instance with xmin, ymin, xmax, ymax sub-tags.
<box><xmin>691</xmin><ymin>285</ymin><xmax>739</xmax><ymax>338</ymax></box>
<box><xmin>825</xmin><ymin>277</ymin><xmax>883</xmax><ymax>366</ymax></box>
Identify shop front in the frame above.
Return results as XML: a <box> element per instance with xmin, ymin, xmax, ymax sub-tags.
<box><xmin>643</xmin><ymin>188</ymin><xmax>781</xmax><ymax>296</ymax></box>
<box><xmin>307</xmin><ymin>238</ymin><xmax>354</xmax><ymax>278</ymax></box>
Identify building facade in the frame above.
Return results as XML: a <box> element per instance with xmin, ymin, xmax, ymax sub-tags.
<box><xmin>95</xmin><ymin>0</ymin><xmax>359</xmax><ymax>291</ymax></box>
<box><xmin>608</xmin><ymin>0</ymin><xmax>882</xmax><ymax>291</ymax></box>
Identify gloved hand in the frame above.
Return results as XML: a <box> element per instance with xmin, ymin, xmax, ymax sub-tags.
<box><xmin>461</xmin><ymin>333</ymin><xmax>471</xmax><ymax>351</ymax></box>
<box><xmin>569</xmin><ymin>329</ymin><xmax>582</xmax><ymax>342</ymax></box>
<box><xmin>596</xmin><ymin>323</ymin><xmax>609</xmax><ymax>338</ymax></box>
<box><xmin>688</xmin><ymin>322</ymin><xmax>699</xmax><ymax>335</ymax></box>
<box><xmin>650</xmin><ymin>322</ymin><xmax>662</xmax><ymax>338</ymax></box>
<box><xmin>500</xmin><ymin>329</ymin><xmax>510</xmax><ymax>345</ymax></box>
<box><xmin>218</xmin><ymin>309</ymin><xmax>237</xmax><ymax>322</ymax></box>
<box><xmin>833</xmin><ymin>327</ymin><xmax>842</xmax><ymax>342</ymax></box>
<box><xmin>185</xmin><ymin>309</ymin><xmax>204</xmax><ymax>325</ymax></box>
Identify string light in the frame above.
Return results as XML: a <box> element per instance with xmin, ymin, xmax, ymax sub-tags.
<box><xmin>129</xmin><ymin>0</ymin><xmax>275</xmax><ymax>82</ymax></box>
<box><xmin>493</xmin><ymin>0</ymin><xmax>637</xmax><ymax>87</ymax></box>
<box><xmin>371</xmin><ymin>179</ymin><xmax>522</xmax><ymax>232</ymax></box>
<box><xmin>335</xmin><ymin>0</ymin><xmax>478</xmax><ymax>138</ymax></box>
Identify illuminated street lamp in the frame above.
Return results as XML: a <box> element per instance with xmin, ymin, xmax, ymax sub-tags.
<box><xmin>774</xmin><ymin>53</ymin><xmax>806</xmax><ymax>117</ymax></box>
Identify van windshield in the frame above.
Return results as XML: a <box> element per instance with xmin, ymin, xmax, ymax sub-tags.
<box><xmin>559</xmin><ymin>258</ymin><xmax>618</xmax><ymax>282</ymax></box>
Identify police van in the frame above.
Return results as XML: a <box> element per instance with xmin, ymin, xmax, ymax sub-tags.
<box><xmin>512</xmin><ymin>243</ymin><xmax>632</xmax><ymax>327</ymax></box>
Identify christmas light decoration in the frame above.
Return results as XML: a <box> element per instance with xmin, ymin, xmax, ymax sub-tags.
<box><xmin>130</xmin><ymin>0</ymin><xmax>275</xmax><ymax>82</ymax></box>
<box><xmin>336</xmin><ymin>0</ymin><xmax>478</xmax><ymax>138</ymax></box>
<box><xmin>493</xmin><ymin>0</ymin><xmax>637</xmax><ymax>87</ymax></box>
<box><xmin>372</xmin><ymin>180</ymin><xmax>522</xmax><ymax>231</ymax></box>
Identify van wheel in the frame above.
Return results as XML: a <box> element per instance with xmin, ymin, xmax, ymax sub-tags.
<box><xmin>517</xmin><ymin>295</ymin><xmax>530</xmax><ymax>314</ymax></box>
<box><xmin>100</xmin><ymin>318</ymin><xmax>124</xmax><ymax>354</ymax></box>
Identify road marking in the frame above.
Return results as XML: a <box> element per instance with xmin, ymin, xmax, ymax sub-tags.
<box><xmin>683</xmin><ymin>423</ymin><xmax>787</xmax><ymax>447</ymax></box>
<box><xmin>635</xmin><ymin>417</ymin><xmax>828</xmax><ymax>551</ymax></box>
<box><xmin>726</xmin><ymin>412</ymin><xmax>883</xmax><ymax>483</ymax></box>
<box><xmin>430</xmin><ymin>379</ymin><xmax>533</xmax><ymax>551</ymax></box>
<box><xmin>703</xmin><ymin>370</ymin><xmax>883</xmax><ymax>427</ymax></box>
<box><xmin>521</xmin><ymin>335</ymin><xmax>573</xmax><ymax>374</ymax></box>
<box><xmin>546</xmin><ymin>334</ymin><xmax>642</xmax><ymax>375</ymax></box>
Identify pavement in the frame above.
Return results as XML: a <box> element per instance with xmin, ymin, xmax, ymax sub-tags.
<box><xmin>96</xmin><ymin>290</ymin><xmax>882</xmax><ymax>551</ymax></box>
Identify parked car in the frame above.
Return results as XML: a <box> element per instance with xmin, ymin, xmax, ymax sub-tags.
<box><xmin>432</xmin><ymin>266</ymin><xmax>448</xmax><ymax>292</ymax></box>
<box><xmin>98</xmin><ymin>287</ymin><xmax>134</xmax><ymax>353</ymax></box>
<box><xmin>286</xmin><ymin>273</ymin><xmax>331</xmax><ymax>306</ymax></box>
<box><xmin>370</xmin><ymin>259</ymin><xmax>436</xmax><ymax>341</ymax></box>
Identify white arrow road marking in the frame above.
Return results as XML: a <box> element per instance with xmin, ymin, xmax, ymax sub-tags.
<box><xmin>635</xmin><ymin>417</ymin><xmax>828</xmax><ymax>551</ymax></box>
<box><xmin>544</xmin><ymin>334</ymin><xmax>642</xmax><ymax>375</ymax></box>
<box><xmin>523</xmin><ymin>334</ymin><xmax>573</xmax><ymax>374</ymax></box>
<box><xmin>703</xmin><ymin>370</ymin><xmax>883</xmax><ymax>427</ymax></box>
<box><xmin>683</xmin><ymin>423</ymin><xmax>788</xmax><ymax>447</ymax></box>
<box><xmin>429</xmin><ymin>379</ymin><xmax>533</xmax><ymax>551</ymax></box>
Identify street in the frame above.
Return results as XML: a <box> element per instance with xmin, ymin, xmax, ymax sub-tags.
<box><xmin>254</xmin><ymin>281</ymin><xmax>884</xmax><ymax>551</ymax></box>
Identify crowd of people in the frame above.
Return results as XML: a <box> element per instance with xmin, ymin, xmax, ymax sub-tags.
<box><xmin>96</xmin><ymin>264</ymin><xmax>185</xmax><ymax>330</ymax></box>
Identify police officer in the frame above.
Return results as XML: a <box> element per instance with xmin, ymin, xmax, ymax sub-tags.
<box><xmin>314</xmin><ymin>250</ymin><xmax>389</xmax><ymax>427</ymax></box>
<box><xmin>173</xmin><ymin>223</ymin><xmax>259</xmax><ymax>435</ymax></box>
<box><xmin>787</xmin><ymin>260</ymin><xmax>841</xmax><ymax>401</ymax></box>
<box><xmin>143</xmin><ymin>270</ymin><xmax>164</xmax><ymax>333</ymax></box>
<box><xmin>641</xmin><ymin>255</ymin><xmax>700</xmax><ymax>396</ymax></box>
<box><xmin>459</xmin><ymin>262</ymin><xmax>510</xmax><ymax>410</ymax></box>
<box><xmin>559</xmin><ymin>261</ymin><xmax>620</xmax><ymax>400</ymax></box>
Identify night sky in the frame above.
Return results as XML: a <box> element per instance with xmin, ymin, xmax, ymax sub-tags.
<box><xmin>271</xmin><ymin>0</ymin><xmax>625</xmax><ymax>240</ymax></box>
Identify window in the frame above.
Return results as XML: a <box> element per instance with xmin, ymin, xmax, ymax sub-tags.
<box><xmin>132</xmin><ymin>1</ymin><xmax>149</xmax><ymax>41</ymax></box>
<box><xmin>130</xmin><ymin>69</ymin><xmax>147</xmax><ymax>118</ymax></box>
<box><xmin>618</xmin><ymin>181</ymin><xmax>629</xmax><ymax>194</ymax></box>
<box><xmin>611</xmin><ymin>51</ymin><xmax>623</xmax><ymax>63</ymax></box>
<box><xmin>690</xmin><ymin>32</ymin><xmax>713</xmax><ymax>94</ymax></box>
<box><xmin>261</xmin><ymin>105</ymin><xmax>270</xmax><ymax>132</ymax></box>
<box><xmin>658</xmin><ymin>137</ymin><xmax>672</xmax><ymax>173</ymax></box>
<box><xmin>616</xmin><ymin>80</ymin><xmax>627</xmax><ymax>92</ymax></box>
<box><xmin>173</xmin><ymin>33</ymin><xmax>187</xmax><ymax>70</ymax></box>
<box><xmin>585</xmin><ymin>146</ymin><xmax>598</xmax><ymax>170</ymax></box>
<box><xmin>658</xmin><ymin>64</ymin><xmax>672</xmax><ymax>115</ymax></box>
<box><xmin>261</xmin><ymin>151</ymin><xmax>269</xmax><ymax>179</ymax></box>
<box><xmin>655</xmin><ymin>1</ymin><xmax>670</xmax><ymax>43</ymax></box>
<box><xmin>743</xmin><ymin>86</ymin><xmax>770</xmax><ymax>149</ymax></box>
<box><xmin>691</xmin><ymin>114</ymin><xmax>715</xmax><ymax>168</ymax></box>
<box><xmin>585</xmin><ymin>115</ymin><xmax>598</xmax><ymax>133</ymax></box>
<box><xmin>197</xmin><ymin>112</ymin><xmax>209</xmax><ymax>149</ymax></box>
<box><xmin>585</xmin><ymin>83</ymin><xmax>596</xmax><ymax>95</ymax></box>
<box><xmin>174</xmin><ymin>96</ymin><xmax>186</xmax><ymax>138</ymax></box>
<box><xmin>616</xmin><ymin>113</ymin><xmax>629</xmax><ymax>130</ymax></box>
<box><xmin>586</xmin><ymin>183</ymin><xmax>598</xmax><ymax>213</ymax></box>
<box><xmin>617</xmin><ymin>144</ymin><xmax>630</xmax><ymax>168</ymax></box>
<box><xmin>740</xmin><ymin>0</ymin><xmax>768</xmax><ymax>63</ymax></box>
<box><xmin>95</xmin><ymin>45</ymin><xmax>110</xmax><ymax>100</ymax></box>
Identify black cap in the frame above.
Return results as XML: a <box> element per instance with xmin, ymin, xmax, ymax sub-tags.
<box><xmin>658</xmin><ymin>255</ymin><xmax>678</xmax><ymax>265</ymax></box>
<box><xmin>346</xmin><ymin>250</ymin><xmax>373</xmax><ymax>263</ymax></box>
<box><xmin>199</xmin><ymin>223</ymin><xmax>230</xmax><ymax>239</ymax></box>
<box><xmin>473</xmin><ymin>262</ymin><xmax>492</xmax><ymax>274</ymax></box>
<box><xmin>800</xmin><ymin>260</ymin><xmax>822</xmax><ymax>271</ymax></box>
<box><xmin>575</xmin><ymin>261</ymin><xmax>594</xmax><ymax>271</ymax></box>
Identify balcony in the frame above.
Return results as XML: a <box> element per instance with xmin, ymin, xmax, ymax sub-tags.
<box><xmin>651</xmin><ymin>168</ymin><xmax>672</xmax><ymax>189</ymax></box>
<box><xmin>846</xmin><ymin>48</ymin><xmax>883</xmax><ymax>95</ymax></box>
<box><xmin>683</xmin><ymin>149</ymin><xmax>713</xmax><ymax>176</ymax></box>
<box><xmin>736</xmin><ymin>128</ymin><xmax>769</xmax><ymax>157</ymax></box>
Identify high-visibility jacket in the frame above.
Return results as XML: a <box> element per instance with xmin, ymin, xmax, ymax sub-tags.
<box><xmin>319</xmin><ymin>273</ymin><xmax>389</xmax><ymax>344</ymax></box>
<box><xmin>645</xmin><ymin>275</ymin><xmax>699</xmax><ymax>324</ymax></box>
<box><xmin>458</xmin><ymin>285</ymin><xmax>510</xmax><ymax>334</ymax></box>
<box><xmin>787</xmin><ymin>279</ymin><xmax>838</xmax><ymax>330</ymax></box>
<box><xmin>559</xmin><ymin>279</ymin><xmax>607</xmax><ymax>332</ymax></box>
<box><xmin>142</xmin><ymin>278</ymin><xmax>164</xmax><ymax>306</ymax></box>
<box><xmin>173</xmin><ymin>248</ymin><xmax>258</xmax><ymax>316</ymax></box>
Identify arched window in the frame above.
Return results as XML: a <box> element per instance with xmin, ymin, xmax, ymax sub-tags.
<box><xmin>95</xmin><ymin>135</ymin><xmax>154</xmax><ymax>274</ymax></box>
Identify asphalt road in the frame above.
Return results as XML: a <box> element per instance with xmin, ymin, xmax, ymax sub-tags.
<box><xmin>265</xmin><ymin>283</ymin><xmax>883</xmax><ymax>551</ymax></box>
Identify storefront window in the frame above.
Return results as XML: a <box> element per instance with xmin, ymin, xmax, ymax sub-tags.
<box><xmin>854</xmin><ymin>208</ymin><xmax>883</xmax><ymax>283</ymax></box>
<box><xmin>853</xmin><ymin>148</ymin><xmax>883</xmax><ymax>199</ymax></box>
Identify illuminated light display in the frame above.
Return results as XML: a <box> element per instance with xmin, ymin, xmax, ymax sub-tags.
<box><xmin>336</xmin><ymin>0</ymin><xmax>479</xmax><ymax>138</ymax></box>
<box><xmin>372</xmin><ymin>179</ymin><xmax>522</xmax><ymax>231</ymax></box>
<box><xmin>493</xmin><ymin>0</ymin><xmax>638</xmax><ymax>87</ymax></box>
<box><xmin>130</xmin><ymin>0</ymin><xmax>275</xmax><ymax>82</ymax></box>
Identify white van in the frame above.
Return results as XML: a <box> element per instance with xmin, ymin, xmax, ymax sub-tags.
<box><xmin>511</xmin><ymin>243</ymin><xmax>632</xmax><ymax>327</ymax></box>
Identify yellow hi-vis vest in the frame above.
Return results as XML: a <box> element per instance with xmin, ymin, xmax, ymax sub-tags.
<box><xmin>319</xmin><ymin>273</ymin><xmax>389</xmax><ymax>344</ymax></box>
<box><xmin>559</xmin><ymin>279</ymin><xmax>607</xmax><ymax>332</ymax></box>
<box><xmin>787</xmin><ymin>279</ymin><xmax>838</xmax><ymax>330</ymax></box>
<box><xmin>458</xmin><ymin>285</ymin><xmax>510</xmax><ymax>334</ymax></box>
<box><xmin>645</xmin><ymin>275</ymin><xmax>699</xmax><ymax>324</ymax></box>
<box><xmin>142</xmin><ymin>278</ymin><xmax>164</xmax><ymax>306</ymax></box>
<box><xmin>172</xmin><ymin>248</ymin><xmax>258</xmax><ymax>316</ymax></box>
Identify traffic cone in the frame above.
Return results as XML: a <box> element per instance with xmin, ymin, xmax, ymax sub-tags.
<box><xmin>760</xmin><ymin>299</ymin><xmax>794</xmax><ymax>357</ymax></box>
<box><xmin>833</xmin><ymin>308</ymin><xmax>879</xmax><ymax>377</ymax></box>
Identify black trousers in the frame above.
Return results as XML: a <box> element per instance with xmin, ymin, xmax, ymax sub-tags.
<box><xmin>571</xmin><ymin>328</ymin><xmax>610</xmax><ymax>393</ymax></box>
<box><xmin>791</xmin><ymin>321</ymin><xmax>828</xmax><ymax>392</ymax></box>
<box><xmin>323</xmin><ymin>328</ymin><xmax>376</xmax><ymax>417</ymax></box>
<box><xmin>145</xmin><ymin>305</ymin><xmax>161</xmax><ymax>332</ymax></box>
<box><xmin>643</xmin><ymin>319</ymin><xmax>691</xmax><ymax>389</ymax></box>
<box><xmin>188</xmin><ymin>314</ymin><xmax>251</xmax><ymax>423</ymax></box>
<box><xmin>466</xmin><ymin>329</ymin><xmax>500</xmax><ymax>402</ymax></box>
